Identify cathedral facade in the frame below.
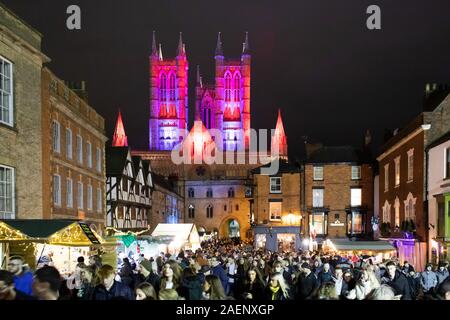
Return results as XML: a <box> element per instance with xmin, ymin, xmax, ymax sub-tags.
<box><xmin>136</xmin><ymin>31</ymin><xmax>288</xmax><ymax>239</ymax></box>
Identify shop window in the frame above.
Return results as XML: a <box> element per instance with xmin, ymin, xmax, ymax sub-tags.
<box><xmin>309</xmin><ymin>212</ymin><xmax>328</xmax><ymax>235</ymax></box>
<box><xmin>347</xmin><ymin>211</ymin><xmax>364</xmax><ymax>235</ymax></box>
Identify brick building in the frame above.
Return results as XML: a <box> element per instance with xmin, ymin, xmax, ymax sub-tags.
<box><xmin>42</xmin><ymin>68</ymin><xmax>107</xmax><ymax>231</ymax></box>
<box><xmin>377</xmin><ymin>114</ymin><xmax>429</xmax><ymax>270</ymax></box>
<box><xmin>304</xmin><ymin>146</ymin><xmax>374</xmax><ymax>244</ymax></box>
<box><xmin>250</xmin><ymin>160</ymin><xmax>302</xmax><ymax>251</ymax></box>
<box><xmin>0</xmin><ymin>4</ymin><xmax>49</xmax><ymax>221</ymax></box>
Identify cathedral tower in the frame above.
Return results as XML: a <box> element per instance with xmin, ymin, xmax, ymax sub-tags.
<box><xmin>149</xmin><ymin>31</ymin><xmax>189</xmax><ymax>150</ymax></box>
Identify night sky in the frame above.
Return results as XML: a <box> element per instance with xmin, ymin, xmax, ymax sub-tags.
<box><xmin>4</xmin><ymin>0</ymin><xmax>450</xmax><ymax>158</ymax></box>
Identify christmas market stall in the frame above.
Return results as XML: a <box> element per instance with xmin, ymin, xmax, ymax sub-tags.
<box><xmin>0</xmin><ymin>219</ymin><xmax>117</xmax><ymax>274</ymax></box>
<box><xmin>151</xmin><ymin>223</ymin><xmax>201</xmax><ymax>255</ymax></box>
<box><xmin>322</xmin><ymin>239</ymin><xmax>397</xmax><ymax>263</ymax></box>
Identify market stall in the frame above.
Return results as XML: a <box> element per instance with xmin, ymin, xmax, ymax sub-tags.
<box><xmin>151</xmin><ymin>223</ymin><xmax>201</xmax><ymax>254</ymax></box>
<box><xmin>0</xmin><ymin>219</ymin><xmax>117</xmax><ymax>274</ymax></box>
<box><xmin>322</xmin><ymin>238</ymin><xmax>397</xmax><ymax>263</ymax></box>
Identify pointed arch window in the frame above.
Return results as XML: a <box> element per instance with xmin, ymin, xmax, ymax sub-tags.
<box><xmin>160</xmin><ymin>74</ymin><xmax>167</xmax><ymax>101</ymax></box>
<box><xmin>188</xmin><ymin>188</ymin><xmax>195</xmax><ymax>198</ymax></box>
<box><xmin>206</xmin><ymin>204</ymin><xmax>213</xmax><ymax>218</ymax></box>
<box><xmin>188</xmin><ymin>204</ymin><xmax>195</xmax><ymax>218</ymax></box>
<box><xmin>382</xmin><ymin>200</ymin><xmax>391</xmax><ymax>223</ymax></box>
<box><xmin>233</xmin><ymin>73</ymin><xmax>241</xmax><ymax>101</ymax></box>
<box><xmin>394</xmin><ymin>197</ymin><xmax>400</xmax><ymax>228</ymax></box>
<box><xmin>206</xmin><ymin>188</ymin><xmax>213</xmax><ymax>198</ymax></box>
<box><xmin>169</xmin><ymin>73</ymin><xmax>176</xmax><ymax>101</ymax></box>
<box><xmin>225</xmin><ymin>73</ymin><xmax>232</xmax><ymax>102</ymax></box>
<box><xmin>228</xmin><ymin>187</ymin><xmax>235</xmax><ymax>198</ymax></box>
<box><xmin>404</xmin><ymin>192</ymin><xmax>417</xmax><ymax>221</ymax></box>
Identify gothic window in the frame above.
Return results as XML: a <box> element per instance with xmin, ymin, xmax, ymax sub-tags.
<box><xmin>169</xmin><ymin>73</ymin><xmax>176</xmax><ymax>101</ymax></box>
<box><xmin>225</xmin><ymin>73</ymin><xmax>232</xmax><ymax>102</ymax></box>
<box><xmin>382</xmin><ymin>200</ymin><xmax>391</xmax><ymax>223</ymax></box>
<box><xmin>188</xmin><ymin>188</ymin><xmax>194</xmax><ymax>198</ymax></box>
<box><xmin>234</xmin><ymin>73</ymin><xmax>241</xmax><ymax>101</ymax></box>
<box><xmin>404</xmin><ymin>192</ymin><xmax>416</xmax><ymax>221</ymax></box>
<box><xmin>160</xmin><ymin>74</ymin><xmax>167</xmax><ymax>101</ymax></box>
<box><xmin>188</xmin><ymin>204</ymin><xmax>195</xmax><ymax>219</ymax></box>
<box><xmin>206</xmin><ymin>188</ymin><xmax>213</xmax><ymax>198</ymax></box>
<box><xmin>206</xmin><ymin>204</ymin><xmax>213</xmax><ymax>218</ymax></box>
<box><xmin>228</xmin><ymin>187</ymin><xmax>235</xmax><ymax>198</ymax></box>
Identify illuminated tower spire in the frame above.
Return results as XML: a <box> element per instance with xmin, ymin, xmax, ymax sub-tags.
<box><xmin>176</xmin><ymin>32</ymin><xmax>186</xmax><ymax>56</ymax></box>
<box><xmin>158</xmin><ymin>43</ymin><xmax>163</xmax><ymax>61</ymax></box>
<box><xmin>112</xmin><ymin>110</ymin><xmax>128</xmax><ymax>147</ymax></box>
<box><xmin>196</xmin><ymin>65</ymin><xmax>202</xmax><ymax>87</ymax></box>
<box><xmin>215</xmin><ymin>32</ymin><xmax>223</xmax><ymax>57</ymax></box>
<box><xmin>271</xmin><ymin>109</ymin><xmax>288</xmax><ymax>159</ymax></box>
<box><xmin>242</xmin><ymin>31</ymin><xmax>250</xmax><ymax>55</ymax></box>
<box><xmin>151</xmin><ymin>30</ymin><xmax>158</xmax><ymax>57</ymax></box>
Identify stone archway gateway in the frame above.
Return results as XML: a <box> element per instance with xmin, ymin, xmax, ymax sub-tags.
<box><xmin>219</xmin><ymin>218</ymin><xmax>241</xmax><ymax>239</ymax></box>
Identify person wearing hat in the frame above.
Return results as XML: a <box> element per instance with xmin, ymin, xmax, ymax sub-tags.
<box><xmin>295</xmin><ymin>262</ymin><xmax>319</xmax><ymax>300</ymax></box>
<box><xmin>137</xmin><ymin>259</ymin><xmax>160</xmax><ymax>293</ymax></box>
<box><xmin>420</xmin><ymin>263</ymin><xmax>438</xmax><ymax>298</ymax></box>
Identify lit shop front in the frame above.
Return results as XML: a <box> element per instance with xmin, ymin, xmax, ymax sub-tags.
<box><xmin>150</xmin><ymin>223</ymin><xmax>201</xmax><ymax>255</ymax></box>
<box><xmin>322</xmin><ymin>239</ymin><xmax>397</xmax><ymax>263</ymax></box>
<box><xmin>0</xmin><ymin>219</ymin><xmax>116</xmax><ymax>273</ymax></box>
<box><xmin>252</xmin><ymin>225</ymin><xmax>302</xmax><ymax>252</ymax></box>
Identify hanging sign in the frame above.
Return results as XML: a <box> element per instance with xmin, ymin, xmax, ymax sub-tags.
<box><xmin>79</xmin><ymin>223</ymin><xmax>101</xmax><ymax>244</ymax></box>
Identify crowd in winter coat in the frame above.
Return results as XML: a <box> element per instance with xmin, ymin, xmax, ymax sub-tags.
<box><xmin>1</xmin><ymin>239</ymin><xmax>450</xmax><ymax>301</ymax></box>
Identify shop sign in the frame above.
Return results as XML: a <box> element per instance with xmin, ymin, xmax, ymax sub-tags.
<box><xmin>330</xmin><ymin>219</ymin><xmax>344</xmax><ymax>227</ymax></box>
<box><xmin>79</xmin><ymin>223</ymin><xmax>101</xmax><ymax>244</ymax></box>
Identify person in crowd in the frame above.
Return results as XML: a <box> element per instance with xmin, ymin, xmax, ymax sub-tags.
<box><xmin>333</xmin><ymin>266</ymin><xmax>348</xmax><ymax>299</ymax></box>
<box><xmin>118</xmin><ymin>257</ymin><xmax>134</xmax><ymax>289</ymax></box>
<box><xmin>0</xmin><ymin>270</ymin><xmax>34</xmax><ymax>300</ymax></box>
<box><xmin>165</xmin><ymin>260</ymin><xmax>183</xmax><ymax>285</ymax></box>
<box><xmin>367</xmin><ymin>284</ymin><xmax>402</xmax><ymax>300</ymax></box>
<box><xmin>317</xmin><ymin>282</ymin><xmax>338</xmax><ymax>300</ymax></box>
<box><xmin>239</xmin><ymin>267</ymin><xmax>265</xmax><ymax>300</ymax></box>
<box><xmin>295</xmin><ymin>262</ymin><xmax>319</xmax><ymax>300</ymax></box>
<box><xmin>420</xmin><ymin>263</ymin><xmax>438</xmax><ymax>297</ymax></box>
<box><xmin>436</xmin><ymin>278</ymin><xmax>450</xmax><ymax>300</ymax></box>
<box><xmin>137</xmin><ymin>259</ymin><xmax>160</xmax><ymax>293</ymax></box>
<box><xmin>401</xmin><ymin>261</ymin><xmax>414</xmax><ymax>275</ymax></box>
<box><xmin>93</xmin><ymin>264</ymin><xmax>134</xmax><ymax>300</ymax></box>
<box><xmin>160</xmin><ymin>266</ymin><xmax>180</xmax><ymax>292</ymax></box>
<box><xmin>135</xmin><ymin>282</ymin><xmax>157</xmax><ymax>300</ymax></box>
<box><xmin>272</xmin><ymin>260</ymin><xmax>292</xmax><ymax>286</ymax></box>
<box><xmin>32</xmin><ymin>266</ymin><xmax>62</xmax><ymax>300</ymax></box>
<box><xmin>346</xmin><ymin>268</ymin><xmax>379</xmax><ymax>300</ymax></box>
<box><xmin>382</xmin><ymin>261</ymin><xmax>411</xmax><ymax>300</ymax></box>
<box><xmin>264</xmin><ymin>272</ymin><xmax>290</xmax><ymax>300</ymax></box>
<box><xmin>179</xmin><ymin>267</ymin><xmax>202</xmax><ymax>300</ymax></box>
<box><xmin>436</xmin><ymin>262</ymin><xmax>449</xmax><ymax>286</ymax></box>
<box><xmin>7</xmin><ymin>256</ymin><xmax>33</xmax><ymax>296</ymax></box>
<box><xmin>159</xmin><ymin>288</ymin><xmax>181</xmax><ymax>300</ymax></box>
<box><xmin>210</xmin><ymin>257</ymin><xmax>229</xmax><ymax>295</ymax></box>
<box><xmin>317</xmin><ymin>262</ymin><xmax>334</xmax><ymax>285</ymax></box>
<box><xmin>76</xmin><ymin>266</ymin><xmax>97</xmax><ymax>300</ymax></box>
<box><xmin>226</xmin><ymin>257</ymin><xmax>238</xmax><ymax>296</ymax></box>
<box><xmin>406</xmin><ymin>270</ymin><xmax>421</xmax><ymax>300</ymax></box>
<box><xmin>202</xmin><ymin>274</ymin><xmax>229</xmax><ymax>300</ymax></box>
<box><xmin>88</xmin><ymin>255</ymin><xmax>102</xmax><ymax>274</ymax></box>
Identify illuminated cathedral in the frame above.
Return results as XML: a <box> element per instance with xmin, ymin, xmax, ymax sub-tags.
<box><xmin>148</xmin><ymin>31</ymin><xmax>286</xmax><ymax>157</ymax></box>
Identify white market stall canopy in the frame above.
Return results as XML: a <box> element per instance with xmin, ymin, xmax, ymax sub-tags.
<box><xmin>151</xmin><ymin>223</ymin><xmax>200</xmax><ymax>249</ymax></box>
<box><xmin>326</xmin><ymin>239</ymin><xmax>396</xmax><ymax>252</ymax></box>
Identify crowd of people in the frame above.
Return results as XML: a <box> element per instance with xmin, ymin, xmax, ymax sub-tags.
<box><xmin>1</xmin><ymin>238</ymin><xmax>450</xmax><ymax>301</ymax></box>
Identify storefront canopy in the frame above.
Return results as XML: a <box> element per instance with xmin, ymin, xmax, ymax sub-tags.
<box><xmin>327</xmin><ymin>239</ymin><xmax>396</xmax><ymax>252</ymax></box>
<box><xmin>151</xmin><ymin>223</ymin><xmax>200</xmax><ymax>248</ymax></box>
<box><xmin>0</xmin><ymin>219</ymin><xmax>112</xmax><ymax>246</ymax></box>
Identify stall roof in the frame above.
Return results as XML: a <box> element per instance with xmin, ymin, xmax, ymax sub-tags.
<box><xmin>0</xmin><ymin>219</ymin><xmax>110</xmax><ymax>246</ymax></box>
<box><xmin>329</xmin><ymin>239</ymin><xmax>396</xmax><ymax>252</ymax></box>
<box><xmin>151</xmin><ymin>223</ymin><xmax>200</xmax><ymax>244</ymax></box>
<box><xmin>3</xmin><ymin>219</ymin><xmax>77</xmax><ymax>238</ymax></box>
